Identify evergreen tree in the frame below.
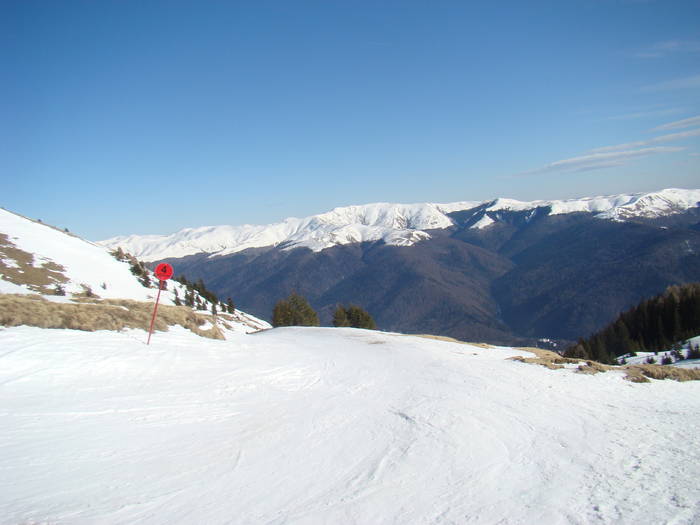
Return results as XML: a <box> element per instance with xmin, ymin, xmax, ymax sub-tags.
<box><xmin>333</xmin><ymin>306</ymin><xmax>351</xmax><ymax>327</ymax></box>
<box><xmin>211</xmin><ymin>302</ymin><xmax>217</xmax><ymax>316</ymax></box>
<box><xmin>333</xmin><ymin>304</ymin><xmax>376</xmax><ymax>329</ymax></box>
<box><xmin>227</xmin><ymin>297</ymin><xmax>236</xmax><ymax>314</ymax></box>
<box><xmin>346</xmin><ymin>305</ymin><xmax>377</xmax><ymax>329</ymax></box>
<box><xmin>272</xmin><ymin>293</ymin><xmax>319</xmax><ymax>327</ymax></box>
<box><xmin>185</xmin><ymin>290</ymin><xmax>194</xmax><ymax>308</ymax></box>
<box><xmin>272</xmin><ymin>299</ymin><xmax>293</xmax><ymax>327</ymax></box>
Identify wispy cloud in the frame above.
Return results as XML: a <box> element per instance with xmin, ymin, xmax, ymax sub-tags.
<box><xmin>518</xmin><ymin>147</ymin><xmax>685</xmax><ymax>176</ymax></box>
<box><xmin>641</xmin><ymin>74</ymin><xmax>700</xmax><ymax>92</ymax></box>
<box><xmin>606</xmin><ymin>108</ymin><xmax>683</xmax><ymax>121</ymax></box>
<box><xmin>653</xmin><ymin>115</ymin><xmax>700</xmax><ymax>131</ymax></box>
<box><xmin>634</xmin><ymin>40</ymin><xmax>700</xmax><ymax>58</ymax></box>
<box><xmin>590</xmin><ymin>128</ymin><xmax>700</xmax><ymax>152</ymax></box>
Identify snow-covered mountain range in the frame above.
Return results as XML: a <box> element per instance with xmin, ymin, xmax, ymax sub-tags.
<box><xmin>101</xmin><ymin>188</ymin><xmax>700</xmax><ymax>261</ymax></box>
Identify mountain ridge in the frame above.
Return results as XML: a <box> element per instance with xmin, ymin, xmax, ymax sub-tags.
<box><xmin>100</xmin><ymin>188</ymin><xmax>700</xmax><ymax>261</ymax></box>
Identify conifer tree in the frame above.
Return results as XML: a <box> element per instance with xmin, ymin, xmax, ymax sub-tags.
<box><xmin>272</xmin><ymin>293</ymin><xmax>319</xmax><ymax>327</ymax></box>
<box><xmin>333</xmin><ymin>306</ymin><xmax>351</xmax><ymax>327</ymax></box>
<box><xmin>333</xmin><ymin>304</ymin><xmax>376</xmax><ymax>329</ymax></box>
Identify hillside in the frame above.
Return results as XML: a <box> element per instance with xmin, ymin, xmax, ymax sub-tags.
<box><xmin>566</xmin><ymin>283</ymin><xmax>700</xmax><ymax>363</ymax></box>
<box><xmin>0</xmin><ymin>208</ymin><xmax>269</xmax><ymax>335</ymax></box>
<box><xmin>1</xmin><ymin>325</ymin><xmax>699</xmax><ymax>523</ymax></box>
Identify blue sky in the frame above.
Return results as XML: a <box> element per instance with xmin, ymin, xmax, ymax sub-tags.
<box><xmin>3</xmin><ymin>0</ymin><xmax>699</xmax><ymax>240</ymax></box>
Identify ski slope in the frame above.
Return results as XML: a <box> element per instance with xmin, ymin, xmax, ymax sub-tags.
<box><xmin>2</xmin><ymin>325</ymin><xmax>699</xmax><ymax>524</ymax></box>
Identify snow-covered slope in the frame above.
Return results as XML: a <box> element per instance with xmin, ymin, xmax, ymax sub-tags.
<box><xmin>617</xmin><ymin>335</ymin><xmax>700</xmax><ymax>369</ymax></box>
<box><xmin>0</xmin><ymin>208</ymin><xmax>270</xmax><ymax>333</ymax></box>
<box><xmin>100</xmin><ymin>188</ymin><xmax>700</xmax><ymax>261</ymax></box>
<box><xmin>0</xmin><ymin>208</ymin><xmax>154</xmax><ymax>300</ymax></box>
<box><xmin>1</xmin><ymin>325</ymin><xmax>699</xmax><ymax>524</ymax></box>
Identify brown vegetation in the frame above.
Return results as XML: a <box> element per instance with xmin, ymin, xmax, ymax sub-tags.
<box><xmin>0</xmin><ymin>294</ymin><xmax>224</xmax><ymax>339</ymax></box>
<box><xmin>0</xmin><ymin>233</ymin><xmax>68</xmax><ymax>293</ymax></box>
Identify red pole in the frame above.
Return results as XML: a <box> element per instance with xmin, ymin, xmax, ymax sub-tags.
<box><xmin>147</xmin><ymin>280</ymin><xmax>165</xmax><ymax>345</ymax></box>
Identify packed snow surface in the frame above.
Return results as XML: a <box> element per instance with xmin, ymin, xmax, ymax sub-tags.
<box><xmin>100</xmin><ymin>188</ymin><xmax>700</xmax><ymax>261</ymax></box>
<box><xmin>2</xmin><ymin>326</ymin><xmax>699</xmax><ymax>524</ymax></box>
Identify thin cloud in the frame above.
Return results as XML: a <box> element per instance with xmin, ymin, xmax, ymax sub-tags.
<box><xmin>641</xmin><ymin>74</ymin><xmax>700</xmax><ymax>92</ymax></box>
<box><xmin>653</xmin><ymin>115</ymin><xmax>700</xmax><ymax>131</ymax></box>
<box><xmin>518</xmin><ymin>147</ymin><xmax>685</xmax><ymax>176</ymax></box>
<box><xmin>634</xmin><ymin>40</ymin><xmax>700</xmax><ymax>58</ymax></box>
<box><xmin>590</xmin><ymin>128</ymin><xmax>700</xmax><ymax>153</ymax></box>
<box><xmin>606</xmin><ymin>108</ymin><xmax>682</xmax><ymax>121</ymax></box>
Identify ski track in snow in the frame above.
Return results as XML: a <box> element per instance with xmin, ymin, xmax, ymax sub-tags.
<box><xmin>1</xmin><ymin>326</ymin><xmax>699</xmax><ymax>524</ymax></box>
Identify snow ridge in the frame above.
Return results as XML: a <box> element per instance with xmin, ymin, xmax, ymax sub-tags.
<box><xmin>100</xmin><ymin>188</ymin><xmax>700</xmax><ymax>261</ymax></box>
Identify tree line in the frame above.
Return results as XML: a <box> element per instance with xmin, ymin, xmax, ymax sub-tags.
<box><xmin>564</xmin><ymin>282</ymin><xmax>700</xmax><ymax>364</ymax></box>
<box><xmin>272</xmin><ymin>293</ymin><xmax>376</xmax><ymax>329</ymax></box>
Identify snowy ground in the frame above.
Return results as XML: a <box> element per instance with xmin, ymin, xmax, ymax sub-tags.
<box><xmin>2</xmin><ymin>326</ymin><xmax>700</xmax><ymax>524</ymax></box>
<box><xmin>618</xmin><ymin>335</ymin><xmax>700</xmax><ymax>369</ymax></box>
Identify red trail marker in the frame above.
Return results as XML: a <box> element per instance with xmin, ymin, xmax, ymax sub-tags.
<box><xmin>147</xmin><ymin>263</ymin><xmax>174</xmax><ymax>345</ymax></box>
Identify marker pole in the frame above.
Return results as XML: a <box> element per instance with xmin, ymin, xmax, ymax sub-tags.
<box><xmin>147</xmin><ymin>280</ymin><xmax>165</xmax><ymax>345</ymax></box>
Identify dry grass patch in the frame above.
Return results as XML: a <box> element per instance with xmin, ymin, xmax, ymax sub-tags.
<box><xmin>507</xmin><ymin>346</ymin><xmax>700</xmax><ymax>383</ymax></box>
<box><xmin>414</xmin><ymin>334</ymin><xmax>495</xmax><ymax>348</ymax></box>
<box><xmin>509</xmin><ymin>347</ymin><xmax>582</xmax><ymax>370</ymax></box>
<box><xmin>0</xmin><ymin>233</ymin><xmax>68</xmax><ymax>293</ymax></box>
<box><xmin>622</xmin><ymin>364</ymin><xmax>700</xmax><ymax>383</ymax></box>
<box><xmin>0</xmin><ymin>294</ymin><xmax>224</xmax><ymax>339</ymax></box>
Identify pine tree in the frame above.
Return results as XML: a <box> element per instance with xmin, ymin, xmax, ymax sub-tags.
<box><xmin>272</xmin><ymin>293</ymin><xmax>319</xmax><ymax>327</ymax></box>
<box><xmin>185</xmin><ymin>290</ymin><xmax>194</xmax><ymax>308</ymax></box>
<box><xmin>227</xmin><ymin>297</ymin><xmax>235</xmax><ymax>314</ymax></box>
<box><xmin>211</xmin><ymin>302</ymin><xmax>217</xmax><ymax>316</ymax></box>
<box><xmin>346</xmin><ymin>305</ymin><xmax>377</xmax><ymax>330</ymax></box>
<box><xmin>272</xmin><ymin>300</ymin><xmax>293</xmax><ymax>327</ymax></box>
<box><xmin>333</xmin><ymin>304</ymin><xmax>376</xmax><ymax>329</ymax></box>
<box><xmin>333</xmin><ymin>306</ymin><xmax>351</xmax><ymax>327</ymax></box>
